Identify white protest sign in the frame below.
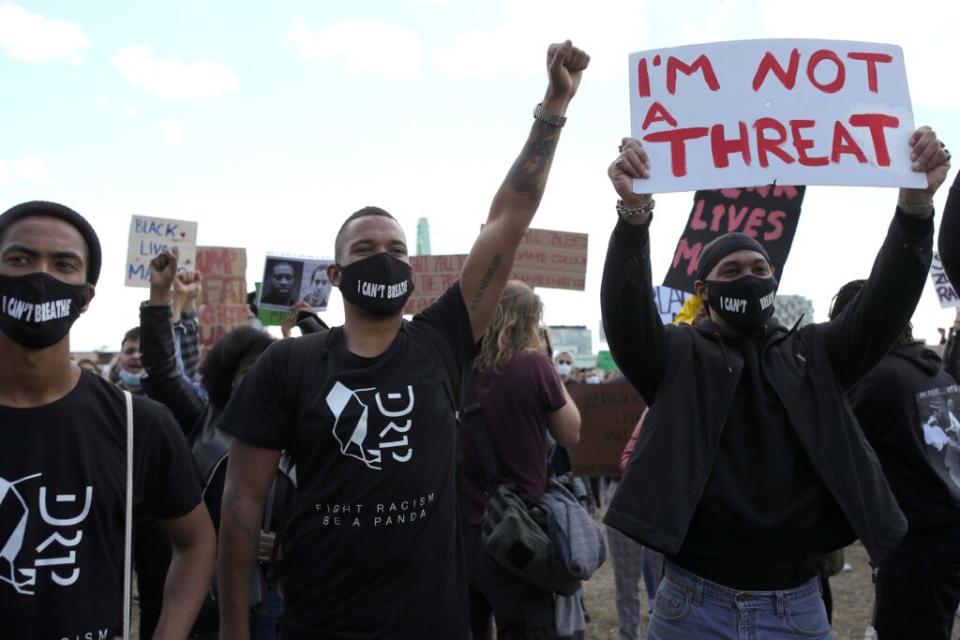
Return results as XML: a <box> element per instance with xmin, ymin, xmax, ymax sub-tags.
<box><xmin>629</xmin><ymin>39</ymin><xmax>925</xmax><ymax>193</ymax></box>
<box><xmin>654</xmin><ymin>286</ymin><xmax>691</xmax><ymax>324</ymax></box>
<box><xmin>125</xmin><ymin>215</ymin><xmax>198</xmax><ymax>287</ymax></box>
<box><xmin>931</xmin><ymin>252</ymin><xmax>960</xmax><ymax>309</ymax></box>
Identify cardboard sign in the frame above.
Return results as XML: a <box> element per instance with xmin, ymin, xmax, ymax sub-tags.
<box><xmin>512</xmin><ymin>227</ymin><xmax>588</xmax><ymax>291</ymax></box>
<box><xmin>629</xmin><ymin>39</ymin><xmax>924</xmax><ymax>193</ymax></box>
<box><xmin>125</xmin><ymin>215</ymin><xmax>198</xmax><ymax>287</ymax></box>
<box><xmin>567</xmin><ymin>383</ymin><xmax>647</xmax><ymax>477</ymax></box>
<box><xmin>196</xmin><ymin>247</ymin><xmax>247</xmax><ymax>305</ymax></box>
<box><xmin>257</xmin><ymin>254</ymin><xmax>334</xmax><ymax>313</ymax></box>
<box><xmin>663</xmin><ymin>185</ymin><xmax>805</xmax><ymax>293</ymax></box>
<box><xmin>405</xmin><ymin>254</ymin><xmax>468</xmax><ymax>315</ymax></box>
<box><xmin>198</xmin><ymin>304</ymin><xmax>251</xmax><ymax>349</ymax></box>
<box><xmin>931</xmin><ymin>252</ymin><xmax>960</xmax><ymax>309</ymax></box>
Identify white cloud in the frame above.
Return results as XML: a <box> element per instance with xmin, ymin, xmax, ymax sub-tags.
<box><xmin>112</xmin><ymin>46</ymin><xmax>239</xmax><ymax>100</ymax></box>
<box><xmin>0</xmin><ymin>154</ymin><xmax>48</xmax><ymax>182</ymax></box>
<box><xmin>121</xmin><ymin>105</ymin><xmax>138</xmax><ymax>118</ymax></box>
<box><xmin>432</xmin><ymin>0</ymin><xmax>649</xmax><ymax>80</ymax></box>
<box><xmin>95</xmin><ymin>95</ymin><xmax>108</xmax><ymax>106</ymax></box>
<box><xmin>759</xmin><ymin>0</ymin><xmax>960</xmax><ymax>109</ymax></box>
<box><xmin>0</xmin><ymin>2</ymin><xmax>88</xmax><ymax>64</ymax></box>
<box><xmin>290</xmin><ymin>17</ymin><xmax>423</xmax><ymax>79</ymax></box>
<box><xmin>161</xmin><ymin>119</ymin><xmax>183</xmax><ymax>147</ymax></box>
<box><xmin>680</xmin><ymin>1</ymin><xmax>740</xmax><ymax>43</ymax></box>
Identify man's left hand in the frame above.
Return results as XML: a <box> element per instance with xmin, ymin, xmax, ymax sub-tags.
<box><xmin>902</xmin><ymin>126</ymin><xmax>951</xmax><ymax>206</ymax></box>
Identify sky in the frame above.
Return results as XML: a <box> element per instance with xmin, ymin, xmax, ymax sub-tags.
<box><xmin>1</xmin><ymin>0</ymin><xmax>958</xmax><ymax>352</ymax></box>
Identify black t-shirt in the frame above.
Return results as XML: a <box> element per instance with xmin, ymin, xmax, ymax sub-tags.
<box><xmin>0</xmin><ymin>370</ymin><xmax>202</xmax><ymax>640</ymax></box>
<box><xmin>218</xmin><ymin>283</ymin><xmax>477</xmax><ymax>639</ymax></box>
<box><xmin>674</xmin><ymin>333</ymin><xmax>851</xmax><ymax>590</ymax></box>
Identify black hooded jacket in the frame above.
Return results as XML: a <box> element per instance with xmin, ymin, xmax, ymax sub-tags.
<box><xmin>849</xmin><ymin>342</ymin><xmax>960</xmax><ymax>534</ymax></box>
<box><xmin>601</xmin><ymin>209</ymin><xmax>932</xmax><ymax>568</ymax></box>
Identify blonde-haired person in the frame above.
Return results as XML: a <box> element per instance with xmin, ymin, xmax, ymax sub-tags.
<box><xmin>460</xmin><ymin>280</ymin><xmax>581</xmax><ymax>640</ymax></box>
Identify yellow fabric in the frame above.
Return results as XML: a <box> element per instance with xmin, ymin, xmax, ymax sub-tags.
<box><xmin>673</xmin><ymin>295</ymin><xmax>702</xmax><ymax>326</ymax></box>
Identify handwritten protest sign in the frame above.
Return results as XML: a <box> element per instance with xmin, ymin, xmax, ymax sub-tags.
<box><xmin>405</xmin><ymin>254</ymin><xmax>468</xmax><ymax>315</ymax></box>
<box><xmin>931</xmin><ymin>252</ymin><xmax>960</xmax><ymax>309</ymax></box>
<box><xmin>512</xmin><ymin>227</ymin><xmax>588</xmax><ymax>291</ymax></box>
<box><xmin>198</xmin><ymin>304</ymin><xmax>251</xmax><ymax>348</ymax></box>
<box><xmin>653</xmin><ymin>286</ymin><xmax>691</xmax><ymax>324</ymax></box>
<box><xmin>125</xmin><ymin>215</ymin><xmax>198</xmax><ymax>287</ymax></box>
<box><xmin>663</xmin><ymin>185</ymin><xmax>805</xmax><ymax>293</ymax></box>
<box><xmin>629</xmin><ymin>39</ymin><xmax>924</xmax><ymax>193</ymax></box>
<box><xmin>196</xmin><ymin>247</ymin><xmax>247</xmax><ymax>305</ymax></box>
<box><xmin>567</xmin><ymin>383</ymin><xmax>647</xmax><ymax>477</ymax></box>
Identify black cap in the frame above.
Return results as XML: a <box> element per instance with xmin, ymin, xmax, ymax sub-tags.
<box><xmin>0</xmin><ymin>201</ymin><xmax>102</xmax><ymax>285</ymax></box>
<box><xmin>695</xmin><ymin>232</ymin><xmax>771</xmax><ymax>282</ymax></box>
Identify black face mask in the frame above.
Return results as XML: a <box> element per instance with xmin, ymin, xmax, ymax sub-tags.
<box><xmin>705</xmin><ymin>275</ymin><xmax>778</xmax><ymax>335</ymax></box>
<box><xmin>0</xmin><ymin>272</ymin><xmax>92</xmax><ymax>349</ymax></box>
<box><xmin>337</xmin><ymin>253</ymin><xmax>415</xmax><ymax>317</ymax></box>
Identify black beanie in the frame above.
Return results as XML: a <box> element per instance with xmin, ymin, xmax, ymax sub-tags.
<box><xmin>695</xmin><ymin>232</ymin><xmax>771</xmax><ymax>282</ymax></box>
<box><xmin>0</xmin><ymin>201</ymin><xmax>102</xmax><ymax>285</ymax></box>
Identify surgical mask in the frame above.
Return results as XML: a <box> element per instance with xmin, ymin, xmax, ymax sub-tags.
<box><xmin>117</xmin><ymin>367</ymin><xmax>144</xmax><ymax>388</ymax></box>
<box><xmin>0</xmin><ymin>272</ymin><xmax>92</xmax><ymax>349</ymax></box>
<box><xmin>586</xmin><ymin>375</ymin><xmax>600</xmax><ymax>384</ymax></box>
<box><xmin>556</xmin><ymin>363</ymin><xmax>572</xmax><ymax>376</ymax></box>
<box><xmin>705</xmin><ymin>275</ymin><xmax>778</xmax><ymax>335</ymax></box>
<box><xmin>337</xmin><ymin>253</ymin><xmax>414</xmax><ymax>317</ymax></box>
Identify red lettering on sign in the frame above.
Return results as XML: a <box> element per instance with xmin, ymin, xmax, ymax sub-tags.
<box><xmin>690</xmin><ymin>199</ymin><xmax>708</xmax><ymax>230</ymax></box>
<box><xmin>643</xmin><ymin>127</ymin><xmax>709</xmax><ymax>177</ymax></box>
<box><xmin>847</xmin><ymin>52</ymin><xmax>893</xmax><ymax>93</ymax></box>
<box><xmin>764</xmin><ymin>210</ymin><xmax>786</xmax><ymax>242</ymax></box>
<box><xmin>807</xmin><ymin>49</ymin><xmax>845</xmax><ymax>93</ymax></box>
<box><xmin>673</xmin><ymin>238</ymin><xmax>703</xmax><ymax>276</ymax></box>
<box><xmin>752</xmin><ymin>49</ymin><xmax>801</xmax><ymax>90</ymax></box>
<box><xmin>849</xmin><ymin>113</ymin><xmax>898</xmax><ymax>166</ymax></box>
<box><xmin>830</xmin><ymin>121</ymin><xmax>868</xmax><ymax>163</ymax></box>
<box><xmin>789</xmin><ymin>119</ymin><xmax>828</xmax><ymax>166</ymax></box>
<box><xmin>637</xmin><ymin>57</ymin><xmax>651</xmax><ymax>97</ymax></box>
<box><xmin>710</xmin><ymin>121</ymin><xmax>752</xmax><ymax>168</ymax></box>
<box><xmin>666</xmin><ymin>55</ymin><xmax>721</xmax><ymax>95</ymax></box>
<box><xmin>755</xmin><ymin>117</ymin><xmax>795</xmax><ymax>167</ymax></box>
<box><xmin>742</xmin><ymin>208</ymin><xmax>767</xmax><ymax>238</ymax></box>
<box><xmin>641</xmin><ymin>102</ymin><xmax>678</xmax><ymax>129</ymax></box>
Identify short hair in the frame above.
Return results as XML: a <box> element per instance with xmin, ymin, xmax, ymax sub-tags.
<box><xmin>831</xmin><ymin>279</ymin><xmax>914</xmax><ymax>344</ymax></box>
<box><xmin>334</xmin><ymin>206</ymin><xmax>398</xmax><ymax>263</ymax></box>
<box><xmin>121</xmin><ymin>327</ymin><xmax>140</xmax><ymax>347</ymax></box>
<box><xmin>199</xmin><ymin>326</ymin><xmax>275</xmax><ymax>409</ymax></box>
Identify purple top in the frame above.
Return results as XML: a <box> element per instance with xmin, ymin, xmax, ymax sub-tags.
<box><xmin>460</xmin><ymin>351</ymin><xmax>567</xmax><ymax>528</ymax></box>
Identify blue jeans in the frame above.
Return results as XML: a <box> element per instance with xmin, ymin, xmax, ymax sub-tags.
<box><xmin>646</xmin><ymin>560</ymin><xmax>833</xmax><ymax>640</ymax></box>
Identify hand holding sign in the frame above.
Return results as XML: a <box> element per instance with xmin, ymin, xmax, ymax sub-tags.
<box><xmin>902</xmin><ymin>126</ymin><xmax>952</xmax><ymax>207</ymax></box>
<box><xmin>609</xmin><ymin>138</ymin><xmax>653</xmax><ymax>225</ymax></box>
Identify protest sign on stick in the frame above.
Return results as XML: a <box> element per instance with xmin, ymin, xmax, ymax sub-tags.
<box><xmin>567</xmin><ymin>383</ymin><xmax>647</xmax><ymax>477</ymax></box>
<box><xmin>196</xmin><ymin>247</ymin><xmax>247</xmax><ymax>305</ymax></box>
<box><xmin>629</xmin><ymin>39</ymin><xmax>924</xmax><ymax>193</ymax></box>
<box><xmin>125</xmin><ymin>215</ymin><xmax>198</xmax><ymax>287</ymax></box>
<box><xmin>664</xmin><ymin>185</ymin><xmax>805</xmax><ymax>293</ymax></box>
<box><xmin>931</xmin><ymin>252</ymin><xmax>960</xmax><ymax>309</ymax></box>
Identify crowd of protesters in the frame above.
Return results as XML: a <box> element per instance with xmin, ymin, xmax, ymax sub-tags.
<box><xmin>2</xmin><ymin>36</ymin><xmax>960</xmax><ymax>640</ymax></box>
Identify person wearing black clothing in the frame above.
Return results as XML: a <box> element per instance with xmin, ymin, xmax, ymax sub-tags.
<box><xmin>831</xmin><ymin>280</ymin><xmax>960</xmax><ymax>639</ymax></box>
<box><xmin>215</xmin><ymin>41</ymin><xmax>590</xmax><ymax>640</ymax></box>
<box><xmin>140</xmin><ymin>249</ymin><xmax>295</xmax><ymax>638</ymax></box>
<box><xmin>601</xmin><ymin>128</ymin><xmax>951</xmax><ymax>640</ymax></box>
<box><xmin>0</xmin><ymin>201</ymin><xmax>215</xmax><ymax>639</ymax></box>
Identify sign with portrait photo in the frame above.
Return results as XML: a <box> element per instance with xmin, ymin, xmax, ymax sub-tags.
<box><xmin>256</xmin><ymin>254</ymin><xmax>334</xmax><ymax>313</ymax></box>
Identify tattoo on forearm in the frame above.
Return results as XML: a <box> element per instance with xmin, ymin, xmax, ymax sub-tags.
<box><xmin>469</xmin><ymin>252</ymin><xmax>503</xmax><ymax>312</ymax></box>
<box><xmin>506</xmin><ymin>119</ymin><xmax>562</xmax><ymax>201</ymax></box>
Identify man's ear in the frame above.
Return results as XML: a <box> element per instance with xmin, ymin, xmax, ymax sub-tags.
<box><xmin>80</xmin><ymin>285</ymin><xmax>96</xmax><ymax>314</ymax></box>
<box><xmin>693</xmin><ymin>280</ymin><xmax>707</xmax><ymax>304</ymax></box>
<box><xmin>327</xmin><ymin>263</ymin><xmax>342</xmax><ymax>287</ymax></box>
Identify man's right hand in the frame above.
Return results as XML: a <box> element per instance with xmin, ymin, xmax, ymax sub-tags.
<box><xmin>609</xmin><ymin>137</ymin><xmax>653</xmax><ymax>224</ymax></box>
<box><xmin>149</xmin><ymin>250</ymin><xmax>178</xmax><ymax>305</ymax></box>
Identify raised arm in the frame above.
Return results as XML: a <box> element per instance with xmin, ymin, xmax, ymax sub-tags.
<box><xmin>141</xmin><ymin>250</ymin><xmax>206</xmax><ymax>435</ymax></box>
<box><xmin>460</xmin><ymin>40</ymin><xmax>589</xmax><ymax>341</ymax></box>
<box><xmin>218</xmin><ymin>439</ymin><xmax>281</xmax><ymax>640</ymax></box>
<box><xmin>826</xmin><ymin>126</ymin><xmax>950</xmax><ymax>388</ymax></box>
<box><xmin>600</xmin><ymin>138</ymin><xmax>669</xmax><ymax>403</ymax></box>
<box><xmin>938</xmin><ymin>168</ymin><xmax>960</xmax><ymax>288</ymax></box>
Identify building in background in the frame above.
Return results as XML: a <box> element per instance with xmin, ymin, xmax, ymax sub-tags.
<box><xmin>548</xmin><ymin>325</ymin><xmax>594</xmax><ymax>368</ymax></box>
<box><xmin>774</xmin><ymin>294</ymin><xmax>815</xmax><ymax>328</ymax></box>
<box><xmin>417</xmin><ymin>217</ymin><xmax>431</xmax><ymax>256</ymax></box>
